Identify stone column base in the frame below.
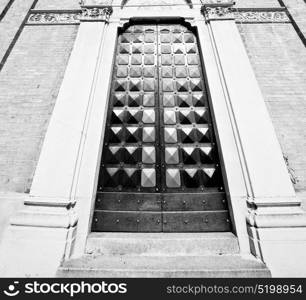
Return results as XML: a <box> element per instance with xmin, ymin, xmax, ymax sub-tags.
<box><xmin>0</xmin><ymin>205</ymin><xmax>77</xmax><ymax>277</ymax></box>
<box><xmin>248</xmin><ymin>213</ymin><xmax>306</xmax><ymax>277</ymax></box>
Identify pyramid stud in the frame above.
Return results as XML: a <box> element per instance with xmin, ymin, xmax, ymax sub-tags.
<box><xmin>129</xmin><ymin>79</ymin><xmax>142</xmax><ymax>91</ymax></box>
<box><xmin>165</xmin><ymin>147</ymin><xmax>179</xmax><ymax>164</ymax></box>
<box><xmin>131</xmin><ymin>55</ymin><xmax>142</xmax><ymax>65</ymax></box>
<box><xmin>124</xmin><ymin>146</ymin><xmax>138</xmax><ymax>162</ymax></box>
<box><xmin>126</xmin><ymin>127</ymin><xmax>140</xmax><ymax>143</ymax></box>
<box><xmin>143</xmin><ymin>67</ymin><xmax>155</xmax><ymax>77</ymax></box>
<box><xmin>189</xmin><ymin>67</ymin><xmax>200</xmax><ymax>78</ymax></box>
<box><xmin>182</xmin><ymin>147</ymin><xmax>197</xmax><ymax>164</ymax></box>
<box><xmin>142</xmin><ymin>147</ymin><xmax>156</xmax><ymax>164</ymax></box>
<box><xmin>144</xmin><ymin>33</ymin><xmax>155</xmax><ymax>43</ymax></box>
<box><xmin>181</xmin><ymin>127</ymin><xmax>195</xmax><ymax>143</ymax></box>
<box><xmin>117</xmin><ymin>55</ymin><xmax>129</xmax><ymax>65</ymax></box>
<box><xmin>119</xmin><ymin>44</ymin><xmax>130</xmax><ymax>54</ymax></box>
<box><xmin>144</xmin><ymin>55</ymin><xmax>155</xmax><ymax>65</ymax></box>
<box><xmin>109</xmin><ymin>127</ymin><xmax>123</xmax><ymax>143</ymax></box>
<box><xmin>173</xmin><ymin>44</ymin><xmax>184</xmax><ymax>54</ymax></box>
<box><xmin>161</xmin><ymin>44</ymin><xmax>171</xmax><ymax>54</ymax></box>
<box><xmin>163</xmin><ymin>79</ymin><xmax>174</xmax><ymax>92</ymax></box>
<box><xmin>121</xmin><ymin>34</ymin><xmax>130</xmax><ymax>43</ymax></box>
<box><xmin>162</xmin><ymin>67</ymin><xmax>173</xmax><ymax>78</ymax></box>
<box><xmin>142</xmin><ymin>109</ymin><xmax>155</xmax><ymax>124</ymax></box>
<box><xmin>184</xmin><ymin>33</ymin><xmax>195</xmax><ymax>43</ymax></box>
<box><xmin>184</xmin><ymin>168</ymin><xmax>200</xmax><ymax>187</ymax></box>
<box><xmin>199</xmin><ymin>146</ymin><xmax>213</xmax><ymax>163</ymax></box>
<box><xmin>186</xmin><ymin>44</ymin><xmax>197</xmax><ymax>53</ymax></box>
<box><xmin>203</xmin><ymin>167</ymin><xmax>216</xmax><ymax>178</ymax></box>
<box><xmin>190</xmin><ymin>78</ymin><xmax>203</xmax><ymax>91</ymax></box>
<box><xmin>114</xmin><ymin>79</ymin><xmax>127</xmax><ymax>91</ymax></box>
<box><xmin>179</xmin><ymin>110</ymin><xmax>193</xmax><ymax>124</ymax></box>
<box><xmin>177</xmin><ymin>95</ymin><xmax>192</xmax><ymax>107</ymax></box>
<box><xmin>172</xmin><ymin>34</ymin><xmax>182</xmax><ymax>43</ymax></box>
<box><xmin>175</xmin><ymin>67</ymin><xmax>187</xmax><ymax>78</ymax></box>
<box><xmin>132</xmin><ymin>44</ymin><xmax>142</xmax><ymax>53</ymax></box>
<box><xmin>194</xmin><ymin>108</ymin><xmax>208</xmax><ymax>123</ymax></box>
<box><xmin>141</xmin><ymin>168</ymin><xmax>156</xmax><ymax>187</ymax></box>
<box><xmin>113</xmin><ymin>93</ymin><xmax>125</xmax><ymax>107</ymax></box>
<box><xmin>163</xmin><ymin>95</ymin><xmax>175</xmax><ymax>107</ymax></box>
<box><xmin>143</xmin><ymin>127</ymin><xmax>155</xmax><ymax>142</ymax></box>
<box><xmin>164</xmin><ymin>127</ymin><xmax>178</xmax><ymax>143</ymax></box>
<box><xmin>144</xmin><ymin>44</ymin><xmax>155</xmax><ymax>54</ymax></box>
<box><xmin>130</xmin><ymin>67</ymin><xmax>142</xmax><ymax>77</ymax></box>
<box><xmin>111</xmin><ymin>109</ymin><xmax>125</xmax><ymax>124</ymax></box>
<box><xmin>106</xmin><ymin>167</ymin><xmax>119</xmax><ymax>177</ymax></box>
<box><xmin>143</xmin><ymin>94</ymin><xmax>155</xmax><ymax>107</ymax></box>
<box><xmin>176</xmin><ymin>79</ymin><xmax>189</xmax><ymax>92</ymax></box>
<box><xmin>174</xmin><ymin>55</ymin><xmax>185</xmax><ymax>65</ymax></box>
<box><xmin>144</xmin><ymin>79</ymin><xmax>155</xmax><ymax>92</ymax></box>
<box><xmin>128</xmin><ymin>94</ymin><xmax>142</xmax><ymax>107</ymax></box>
<box><xmin>117</xmin><ymin>66</ymin><xmax>128</xmax><ymax>78</ymax></box>
<box><xmin>187</xmin><ymin>55</ymin><xmax>199</xmax><ymax>65</ymax></box>
<box><xmin>164</xmin><ymin>110</ymin><xmax>176</xmax><ymax>125</ymax></box>
<box><xmin>161</xmin><ymin>55</ymin><xmax>172</xmax><ymax>65</ymax></box>
<box><xmin>166</xmin><ymin>169</ymin><xmax>181</xmax><ymax>188</ymax></box>
<box><xmin>126</xmin><ymin>109</ymin><xmax>141</xmax><ymax>124</ymax></box>
<box><xmin>198</xmin><ymin>127</ymin><xmax>210</xmax><ymax>142</ymax></box>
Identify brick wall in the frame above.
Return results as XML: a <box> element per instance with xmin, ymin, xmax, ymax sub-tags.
<box><xmin>283</xmin><ymin>0</ymin><xmax>306</xmax><ymax>38</ymax></box>
<box><xmin>0</xmin><ymin>0</ymin><xmax>12</xmax><ymax>17</ymax></box>
<box><xmin>0</xmin><ymin>25</ymin><xmax>78</xmax><ymax>192</ymax></box>
<box><xmin>238</xmin><ymin>22</ymin><xmax>306</xmax><ymax>203</ymax></box>
<box><xmin>0</xmin><ymin>0</ymin><xmax>35</xmax><ymax>69</ymax></box>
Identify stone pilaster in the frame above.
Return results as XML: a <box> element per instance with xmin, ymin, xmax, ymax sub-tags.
<box><xmin>201</xmin><ymin>0</ymin><xmax>306</xmax><ymax>276</ymax></box>
<box><xmin>0</xmin><ymin>2</ymin><xmax>113</xmax><ymax>277</ymax></box>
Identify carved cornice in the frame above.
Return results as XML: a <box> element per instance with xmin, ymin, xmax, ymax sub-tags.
<box><xmin>27</xmin><ymin>6</ymin><xmax>113</xmax><ymax>25</ymax></box>
<box><xmin>27</xmin><ymin>12</ymin><xmax>80</xmax><ymax>25</ymax></box>
<box><xmin>80</xmin><ymin>6</ymin><xmax>113</xmax><ymax>22</ymax></box>
<box><xmin>201</xmin><ymin>3</ymin><xmax>290</xmax><ymax>24</ymax></box>
<box><xmin>202</xmin><ymin>6</ymin><xmax>235</xmax><ymax>21</ymax></box>
<box><xmin>201</xmin><ymin>0</ymin><xmax>235</xmax><ymax>21</ymax></box>
<box><xmin>234</xmin><ymin>10</ymin><xmax>290</xmax><ymax>23</ymax></box>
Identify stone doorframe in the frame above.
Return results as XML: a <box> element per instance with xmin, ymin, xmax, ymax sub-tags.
<box><xmin>1</xmin><ymin>0</ymin><xmax>306</xmax><ymax>277</ymax></box>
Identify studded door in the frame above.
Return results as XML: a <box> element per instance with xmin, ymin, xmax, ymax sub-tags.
<box><xmin>92</xmin><ymin>23</ymin><xmax>231</xmax><ymax>232</ymax></box>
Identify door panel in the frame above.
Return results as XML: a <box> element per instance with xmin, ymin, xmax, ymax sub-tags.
<box><xmin>92</xmin><ymin>23</ymin><xmax>231</xmax><ymax>232</ymax></box>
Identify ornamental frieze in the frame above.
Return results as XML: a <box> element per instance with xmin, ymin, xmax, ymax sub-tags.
<box><xmin>234</xmin><ymin>11</ymin><xmax>290</xmax><ymax>23</ymax></box>
<box><xmin>27</xmin><ymin>6</ymin><xmax>113</xmax><ymax>25</ymax></box>
<box><xmin>27</xmin><ymin>12</ymin><xmax>80</xmax><ymax>24</ymax></box>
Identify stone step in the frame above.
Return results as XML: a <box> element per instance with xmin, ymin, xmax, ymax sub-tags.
<box><xmin>86</xmin><ymin>232</ymin><xmax>240</xmax><ymax>256</ymax></box>
<box><xmin>57</xmin><ymin>254</ymin><xmax>271</xmax><ymax>278</ymax></box>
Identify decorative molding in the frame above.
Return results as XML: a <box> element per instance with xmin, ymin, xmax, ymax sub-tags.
<box><xmin>27</xmin><ymin>6</ymin><xmax>113</xmax><ymax>25</ymax></box>
<box><xmin>201</xmin><ymin>5</ymin><xmax>290</xmax><ymax>23</ymax></box>
<box><xmin>201</xmin><ymin>0</ymin><xmax>235</xmax><ymax>21</ymax></box>
<box><xmin>234</xmin><ymin>10</ymin><xmax>290</xmax><ymax>23</ymax></box>
<box><xmin>80</xmin><ymin>6</ymin><xmax>113</xmax><ymax>22</ymax></box>
<box><xmin>202</xmin><ymin>6</ymin><xmax>235</xmax><ymax>21</ymax></box>
<box><xmin>27</xmin><ymin>12</ymin><xmax>80</xmax><ymax>25</ymax></box>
